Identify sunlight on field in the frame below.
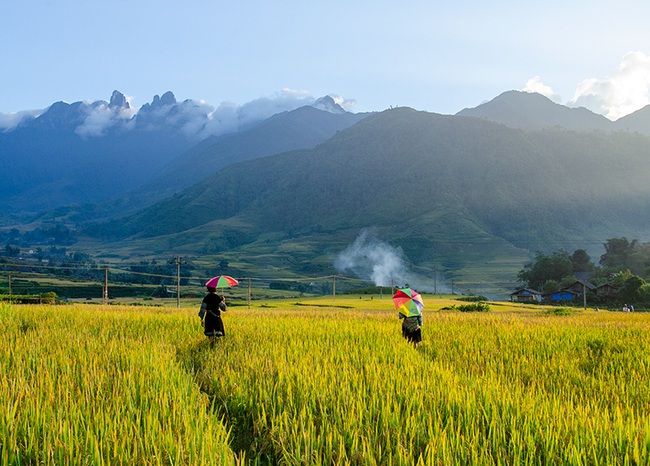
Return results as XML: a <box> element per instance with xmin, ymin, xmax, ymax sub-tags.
<box><xmin>2</xmin><ymin>301</ymin><xmax>649</xmax><ymax>465</ymax></box>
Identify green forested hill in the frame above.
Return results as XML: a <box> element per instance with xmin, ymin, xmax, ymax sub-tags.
<box><xmin>86</xmin><ymin>108</ymin><xmax>650</xmax><ymax>296</ymax></box>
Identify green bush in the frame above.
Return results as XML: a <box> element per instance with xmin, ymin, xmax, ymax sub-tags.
<box><xmin>546</xmin><ymin>307</ymin><xmax>575</xmax><ymax>316</ymax></box>
<box><xmin>456</xmin><ymin>302</ymin><xmax>491</xmax><ymax>312</ymax></box>
<box><xmin>457</xmin><ymin>295</ymin><xmax>489</xmax><ymax>302</ymax></box>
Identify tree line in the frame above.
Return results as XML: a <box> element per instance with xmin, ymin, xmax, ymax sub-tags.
<box><xmin>517</xmin><ymin>237</ymin><xmax>650</xmax><ymax>305</ymax></box>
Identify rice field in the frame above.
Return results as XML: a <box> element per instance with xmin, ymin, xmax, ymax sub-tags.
<box><xmin>1</xmin><ymin>299</ymin><xmax>649</xmax><ymax>465</ymax></box>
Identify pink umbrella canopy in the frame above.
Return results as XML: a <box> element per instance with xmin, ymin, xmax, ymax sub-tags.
<box><xmin>206</xmin><ymin>275</ymin><xmax>239</xmax><ymax>289</ymax></box>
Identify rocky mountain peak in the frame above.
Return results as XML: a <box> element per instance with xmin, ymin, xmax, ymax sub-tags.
<box><xmin>312</xmin><ymin>95</ymin><xmax>346</xmax><ymax>114</ymax></box>
<box><xmin>151</xmin><ymin>91</ymin><xmax>177</xmax><ymax>107</ymax></box>
<box><xmin>108</xmin><ymin>90</ymin><xmax>130</xmax><ymax>110</ymax></box>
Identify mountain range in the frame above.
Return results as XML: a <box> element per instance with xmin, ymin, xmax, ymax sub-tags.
<box><xmin>457</xmin><ymin>90</ymin><xmax>650</xmax><ymax>134</ymax></box>
<box><xmin>0</xmin><ymin>91</ymin><xmax>361</xmax><ymax>213</ymax></box>
<box><xmin>4</xmin><ymin>90</ymin><xmax>650</xmax><ymax>297</ymax></box>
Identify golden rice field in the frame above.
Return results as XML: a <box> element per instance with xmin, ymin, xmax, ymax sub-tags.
<box><xmin>1</xmin><ymin>298</ymin><xmax>649</xmax><ymax>465</ymax></box>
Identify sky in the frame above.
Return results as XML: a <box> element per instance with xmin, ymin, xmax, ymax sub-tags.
<box><xmin>3</xmin><ymin>0</ymin><xmax>650</xmax><ymax>121</ymax></box>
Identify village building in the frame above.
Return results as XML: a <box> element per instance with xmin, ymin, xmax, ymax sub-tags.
<box><xmin>510</xmin><ymin>288</ymin><xmax>542</xmax><ymax>303</ymax></box>
<box><xmin>595</xmin><ymin>283</ymin><xmax>618</xmax><ymax>298</ymax></box>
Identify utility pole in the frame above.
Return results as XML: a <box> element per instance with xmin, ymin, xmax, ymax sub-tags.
<box><xmin>247</xmin><ymin>277</ymin><xmax>251</xmax><ymax>309</ymax></box>
<box><xmin>332</xmin><ymin>276</ymin><xmax>336</xmax><ymax>300</ymax></box>
<box><xmin>434</xmin><ymin>266</ymin><xmax>438</xmax><ymax>295</ymax></box>
<box><xmin>169</xmin><ymin>256</ymin><xmax>187</xmax><ymax>309</ymax></box>
<box><xmin>8</xmin><ymin>273</ymin><xmax>11</xmax><ymax>305</ymax></box>
<box><xmin>103</xmin><ymin>268</ymin><xmax>108</xmax><ymax>304</ymax></box>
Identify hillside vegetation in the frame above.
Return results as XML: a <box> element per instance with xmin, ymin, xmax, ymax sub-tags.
<box><xmin>85</xmin><ymin>108</ymin><xmax>650</xmax><ymax>296</ymax></box>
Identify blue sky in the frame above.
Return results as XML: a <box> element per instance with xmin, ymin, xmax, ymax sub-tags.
<box><xmin>3</xmin><ymin>0</ymin><xmax>650</xmax><ymax>120</ymax></box>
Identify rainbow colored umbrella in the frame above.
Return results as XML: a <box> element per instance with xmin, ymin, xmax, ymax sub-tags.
<box><xmin>206</xmin><ymin>275</ymin><xmax>239</xmax><ymax>289</ymax></box>
<box><xmin>392</xmin><ymin>288</ymin><xmax>424</xmax><ymax>317</ymax></box>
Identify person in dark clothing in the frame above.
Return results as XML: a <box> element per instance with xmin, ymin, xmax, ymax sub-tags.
<box><xmin>399</xmin><ymin>313</ymin><xmax>422</xmax><ymax>346</ymax></box>
<box><xmin>198</xmin><ymin>286</ymin><xmax>227</xmax><ymax>346</ymax></box>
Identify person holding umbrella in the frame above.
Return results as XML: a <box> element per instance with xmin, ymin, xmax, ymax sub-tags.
<box><xmin>400</xmin><ymin>312</ymin><xmax>423</xmax><ymax>345</ymax></box>
<box><xmin>199</xmin><ymin>275</ymin><xmax>237</xmax><ymax>346</ymax></box>
<box><xmin>393</xmin><ymin>287</ymin><xmax>424</xmax><ymax>346</ymax></box>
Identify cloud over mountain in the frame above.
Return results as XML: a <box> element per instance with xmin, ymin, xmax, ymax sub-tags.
<box><xmin>197</xmin><ymin>89</ymin><xmax>355</xmax><ymax>139</ymax></box>
<box><xmin>0</xmin><ymin>109</ymin><xmax>43</xmax><ymax>132</ymax></box>
<box><xmin>521</xmin><ymin>76</ymin><xmax>561</xmax><ymax>103</ymax></box>
<box><xmin>75</xmin><ymin>91</ymin><xmax>136</xmax><ymax>137</ymax></box>
<box><xmin>0</xmin><ymin>88</ymin><xmax>356</xmax><ymax>140</ymax></box>
<box><xmin>520</xmin><ymin>51</ymin><xmax>650</xmax><ymax>121</ymax></box>
<box><xmin>570</xmin><ymin>51</ymin><xmax>650</xmax><ymax>120</ymax></box>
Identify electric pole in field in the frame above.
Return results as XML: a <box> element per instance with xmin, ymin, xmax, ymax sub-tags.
<box><xmin>434</xmin><ymin>266</ymin><xmax>438</xmax><ymax>295</ymax></box>
<box><xmin>103</xmin><ymin>268</ymin><xmax>108</xmax><ymax>304</ymax></box>
<box><xmin>169</xmin><ymin>256</ymin><xmax>187</xmax><ymax>309</ymax></box>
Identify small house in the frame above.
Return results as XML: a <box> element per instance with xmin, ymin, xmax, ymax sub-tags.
<box><xmin>595</xmin><ymin>283</ymin><xmax>618</xmax><ymax>297</ymax></box>
<box><xmin>563</xmin><ymin>279</ymin><xmax>597</xmax><ymax>295</ymax></box>
<box><xmin>546</xmin><ymin>289</ymin><xmax>580</xmax><ymax>302</ymax></box>
<box><xmin>510</xmin><ymin>288</ymin><xmax>542</xmax><ymax>303</ymax></box>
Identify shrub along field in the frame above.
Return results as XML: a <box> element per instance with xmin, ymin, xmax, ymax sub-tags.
<box><xmin>1</xmin><ymin>298</ymin><xmax>649</xmax><ymax>465</ymax></box>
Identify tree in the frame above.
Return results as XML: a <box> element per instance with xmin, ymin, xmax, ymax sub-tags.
<box><xmin>610</xmin><ymin>270</ymin><xmax>646</xmax><ymax>303</ymax></box>
<box><xmin>600</xmin><ymin>237</ymin><xmax>637</xmax><ymax>271</ymax></box>
<box><xmin>629</xmin><ymin>242</ymin><xmax>650</xmax><ymax>279</ymax></box>
<box><xmin>541</xmin><ymin>280</ymin><xmax>560</xmax><ymax>293</ymax></box>
<box><xmin>518</xmin><ymin>250</ymin><xmax>574</xmax><ymax>290</ymax></box>
<box><xmin>571</xmin><ymin>249</ymin><xmax>594</xmax><ymax>273</ymax></box>
<box><xmin>638</xmin><ymin>284</ymin><xmax>650</xmax><ymax>302</ymax></box>
<box><xmin>619</xmin><ymin>274</ymin><xmax>646</xmax><ymax>303</ymax></box>
<box><xmin>4</xmin><ymin>244</ymin><xmax>20</xmax><ymax>257</ymax></box>
<box><xmin>35</xmin><ymin>247</ymin><xmax>44</xmax><ymax>263</ymax></box>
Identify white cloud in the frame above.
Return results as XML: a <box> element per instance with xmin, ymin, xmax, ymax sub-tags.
<box><xmin>330</xmin><ymin>94</ymin><xmax>357</xmax><ymax>111</ymax></box>
<box><xmin>1</xmin><ymin>89</ymin><xmax>355</xmax><ymax>140</ymax></box>
<box><xmin>521</xmin><ymin>76</ymin><xmax>561</xmax><ymax>103</ymax></box>
<box><xmin>570</xmin><ymin>51</ymin><xmax>650</xmax><ymax>120</ymax></box>
<box><xmin>237</xmin><ymin>89</ymin><xmax>312</xmax><ymax>122</ymax></box>
<box><xmin>197</xmin><ymin>89</ymin><xmax>352</xmax><ymax>139</ymax></box>
<box><xmin>0</xmin><ymin>109</ymin><xmax>42</xmax><ymax>131</ymax></box>
<box><xmin>75</xmin><ymin>102</ymin><xmax>136</xmax><ymax>138</ymax></box>
<box><xmin>279</xmin><ymin>87</ymin><xmax>311</xmax><ymax>97</ymax></box>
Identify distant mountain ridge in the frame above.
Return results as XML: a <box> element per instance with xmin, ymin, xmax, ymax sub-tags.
<box><xmin>457</xmin><ymin>90</ymin><xmax>650</xmax><ymax>134</ymax></box>
<box><xmin>100</xmin><ymin>105</ymin><xmax>368</xmax><ymax>214</ymax></box>
<box><xmin>0</xmin><ymin>90</ymin><xmax>365</xmax><ymax>213</ymax></box>
<box><xmin>99</xmin><ymin>107</ymin><xmax>650</xmax><ymax>240</ymax></box>
<box><xmin>615</xmin><ymin>105</ymin><xmax>650</xmax><ymax>133</ymax></box>
<box><xmin>1</xmin><ymin>91</ymin><xmax>349</xmax><ymax>136</ymax></box>
<box><xmin>86</xmin><ymin>107</ymin><xmax>650</xmax><ymax>296</ymax></box>
<box><xmin>6</xmin><ymin>89</ymin><xmax>650</xmax><ymax>297</ymax></box>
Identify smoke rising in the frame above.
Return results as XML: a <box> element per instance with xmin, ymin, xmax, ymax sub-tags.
<box><xmin>334</xmin><ymin>230</ymin><xmax>410</xmax><ymax>287</ymax></box>
<box><xmin>335</xmin><ymin>229</ymin><xmax>449</xmax><ymax>293</ymax></box>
